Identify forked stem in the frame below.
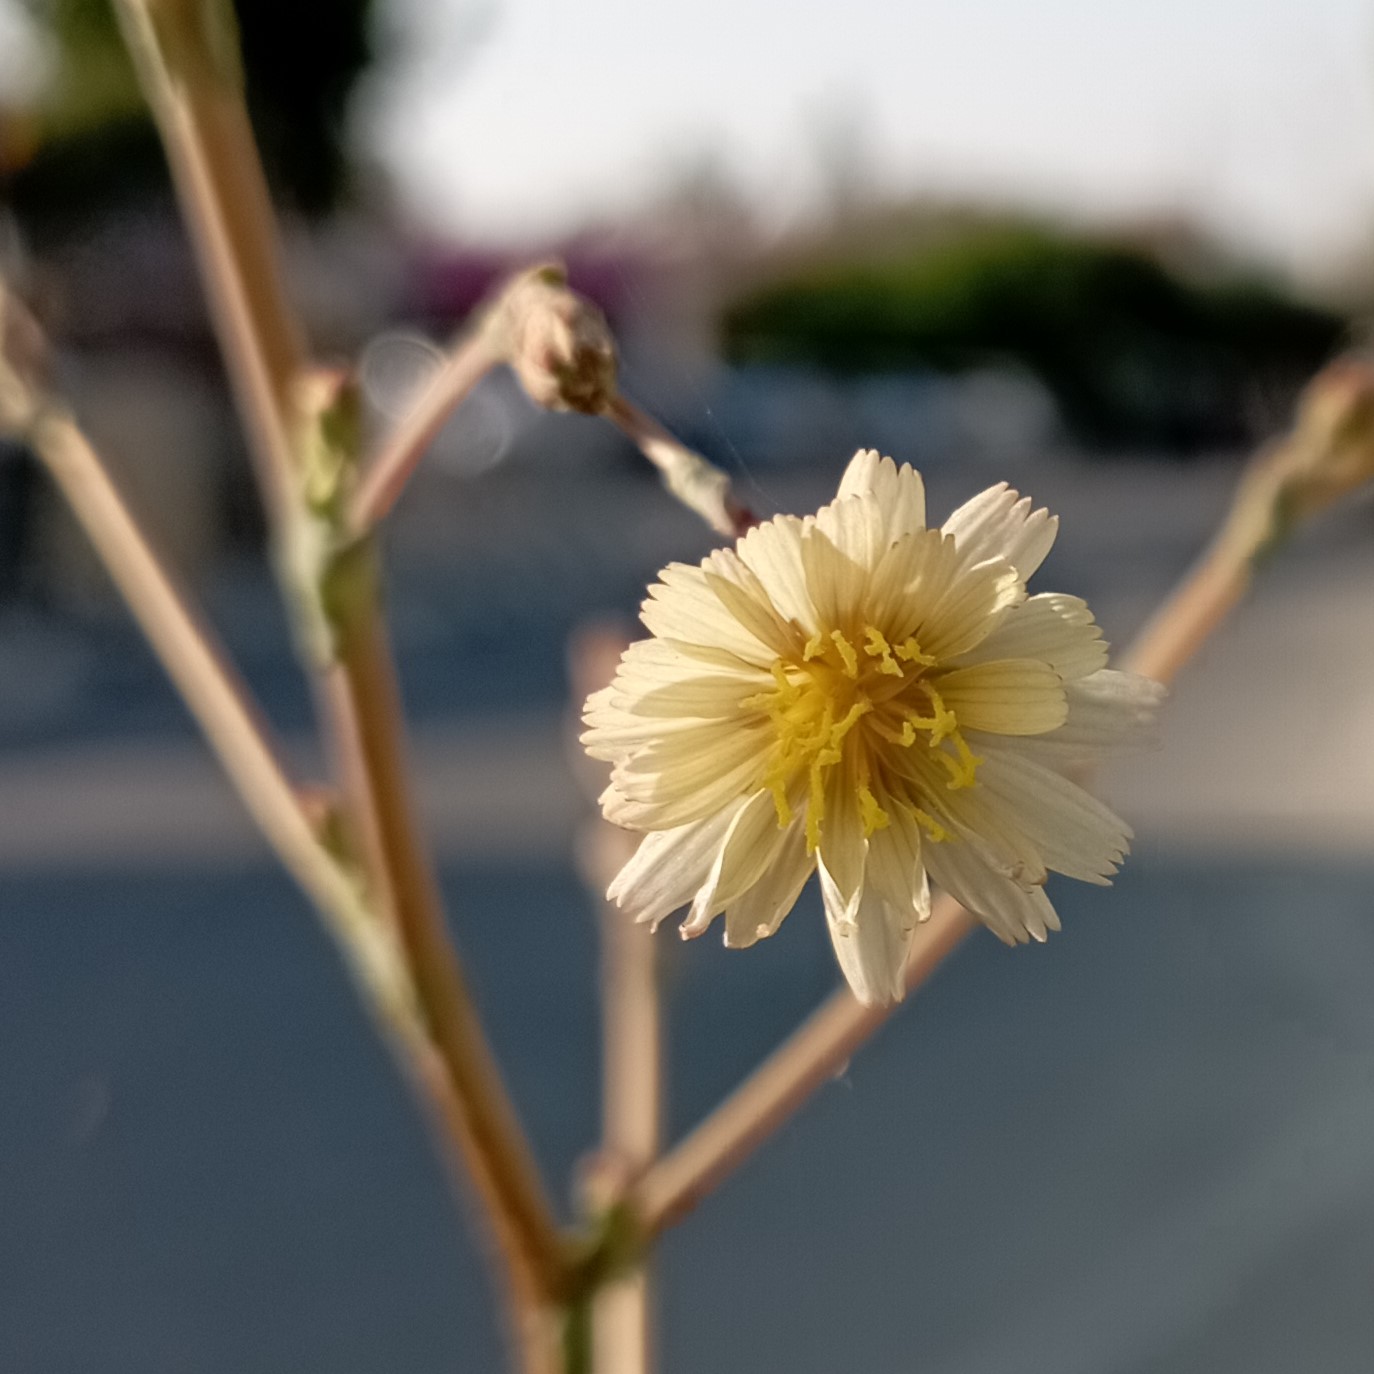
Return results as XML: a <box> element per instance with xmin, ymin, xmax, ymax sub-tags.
<box><xmin>113</xmin><ymin>0</ymin><xmax>571</xmax><ymax>1339</ymax></box>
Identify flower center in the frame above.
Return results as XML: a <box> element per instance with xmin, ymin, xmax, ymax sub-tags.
<box><xmin>742</xmin><ymin>625</ymin><xmax>981</xmax><ymax>854</ymax></box>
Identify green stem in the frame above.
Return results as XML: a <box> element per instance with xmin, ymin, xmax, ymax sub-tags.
<box><xmin>562</xmin><ymin>1294</ymin><xmax>595</xmax><ymax>1374</ymax></box>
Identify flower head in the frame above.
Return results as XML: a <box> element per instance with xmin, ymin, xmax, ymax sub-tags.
<box><xmin>583</xmin><ymin>451</ymin><xmax>1162</xmax><ymax>1005</ymax></box>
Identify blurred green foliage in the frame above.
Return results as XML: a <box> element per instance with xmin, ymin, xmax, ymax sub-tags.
<box><xmin>9</xmin><ymin>0</ymin><xmax>374</xmax><ymax>220</ymax></box>
<box><xmin>723</xmin><ymin>224</ymin><xmax>1347</xmax><ymax>448</ymax></box>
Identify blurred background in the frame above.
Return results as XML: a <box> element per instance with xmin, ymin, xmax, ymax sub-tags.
<box><xmin>2</xmin><ymin>1</ymin><xmax>1373</xmax><ymax>1370</ymax></box>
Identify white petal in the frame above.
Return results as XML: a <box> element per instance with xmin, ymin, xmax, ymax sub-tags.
<box><xmin>682</xmin><ymin>788</ymin><xmax>791</xmax><ymax>935</ymax></box>
<box><xmin>703</xmin><ymin>549</ymin><xmax>805</xmax><ymax>658</ymax></box>
<box><xmin>614</xmin><ymin>721</ymin><xmax>770</xmax><ymax>802</ymax></box>
<box><xmin>936</xmin><ymin>785</ymin><xmax>1049</xmax><ymax>887</ymax></box>
<box><xmin>910</xmin><ymin>556</ymin><xmax>1024</xmax><ymax>660</ymax></box>
<box><xmin>868</xmin><ymin>527</ymin><xmax>958</xmax><ymax>641</ymax></box>
<box><xmin>974</xmin><ymin>747</ymin><xmax>1131</xmax><ymax>884</ymax></box>
<box><xmin>865</xmin><ymin>804</ymin><xmax>931</xmax><ymax>922</ymax></box>
<box><xmin>659</xmin><ymin>638</ymin><xmax>776</xmax><ymax>673</ymax></box>
<box><xmin>817</xmin><ymin>764</ymin><xmax>867</xmax><ymax>903</ymax></box>
<box><xmin>602</xmin><ymin>749</ymin><xmax>761</xmax><ymax>829</ymax></box>
<box><xmin>936</xmin><ymin>659</ymin><xmax>1068</xmax><ymax>735</ymax></box>
<box><xmin>816</xmin><ymin>454</ymin><xmax>930</xmax><ymax>569</ymax></box>
<box><xmin>582</xmin><ymin>706</ymin><xmax>739</xmax><ymax>762</ymax></box>
<box><xmin>723</xmin><ymin>823</ymin><xmax>814</xmax><ymax>948</ymax></box>
<box><xmin>615</xmin><ymin>636</ymin><xmax>761</xmax><ymax>681</ymax></box>
<box><xmin>799</xmin><ymin>524</ymin><xmax>867</xmax><ymax>630</ymax></box>
<box><xmin>815</xmin><ymin>494</ymin><xmax>888</xmax><ymax>572</ymax></box>
<box><xmin>607</xmin><ymin>807</ymin><xmax>739</xmax><ymax>929</ymax></box>
<box><xmin>951</xmin><ymin>593</ymin><xmax>1108</xmax><ymax>682</ymax></box>
<box><xmin>734</xmin><ymin>514</ymin><xmax>819</xmax><ymax>635</ymax></box>
<box><xmin>837</xmin><ymin>449</ymin><xmax>928</xmax><ymax>535</ymax></box>
<box><xmin>922</xmin><ymin>838</ymin><xmax>1062</xmax><ymax>945</ymax></box>
<box><xmin>610</xmin><ymin>671</ymin><xmax>760</xmax><ymax>720</ymax></box>
<box><xmin>942</xmin><ymin>482</ymin><xmax>1058</xmax><ymax>580</ymax></box>
<box><xmin>640</xmin><ymin>564</ymin><xmax>775</xmax><ymax>665</ymax></box>
<box><xmin>601</xmin><ymin>641</ymin><xmax>730</xmax><ymax>695</ymax></box>
<box><xmin>976</xmin><ymin>668</ymin><xmax>1164</xmax><ymax>765</ymax></box>
<box><xmin>821</xmin><ymin>874</ymin><xmax>917</xmax><ymax>1006</ymax></box>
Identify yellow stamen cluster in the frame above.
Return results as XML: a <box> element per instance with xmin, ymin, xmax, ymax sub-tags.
<box><xmin>743</xmin><ymin>624</ymin><xmax>982</xmax><ymax>855</ymax></box>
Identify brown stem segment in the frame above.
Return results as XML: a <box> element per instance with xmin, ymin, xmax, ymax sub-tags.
<box><xmin>333</xmin><ymin>569</ymin><xmax>571</xmax><ymax>1303</ymax></box>
<box><xmin>113</xmin><ymin>0</ymin><xmax>305</xmax><ymax>518</ymax></box>
<box><xmin>351</xmin><ymin>327</ymin><xmax>503</xmax><ymax>532</ymax></box>
<box><xmin>111</xmin><ymin>0</ymin><xmax>402</xmax><ymax>916</ymax></box>
<box><xmin>1121</xmin><ymin>535</ymin><xmax>1251</xmax><ymax>684</ymax></box>
<box><xmin>593</xmin><ymin>812</ymin><xmax>662</xmax><ymax>1374</ymax></box>
<box><xmin>604</xmin><ymin>395</ymin><xmax>755</xmax><ymax>538</ymax></box>
<box><xmin>636</xmin><ymin>896</ymin><xmax>976</xmax><ymax>1235</ymax></box>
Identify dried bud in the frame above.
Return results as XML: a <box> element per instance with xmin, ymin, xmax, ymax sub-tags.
<box><xmin>495</xmin><ymin>265</ymin><xmax>618</xmax><ymax>415</ymax></box>
<box><xmin>1283</xmin><ymin>357</ymin><xmax>1374</xmax><ymax>519</ymax></box>
<box><xmin>1228</xmin><ymin>356</ymin><xmax>1374</xmax><ymax>563</ymax></box>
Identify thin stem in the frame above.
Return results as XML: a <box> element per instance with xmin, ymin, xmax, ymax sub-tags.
<box><xmin>603</xmin><ymin>395</ymin><xmax>753</xmax><ymax>538</ymax></box>
<box><xmin>633</xmin><ymin>519</ymin><xmax>1258</xmax><ymax>1238</ymax></box>
<box><xmin>352</xmin><ymin>260</ymin><xmax>753</xmax><ymax>544</ymax></box>
<box><xmin>593</xmin><ymin>828</ymin><xmax>661</xmax><ymax>1374</ymax></box>
<box><xmin>111</xmin><ymin>0</ymin><xmax>399</xmax><ymax>908</ymax></box>
<box><xmin>26</xmin><ymin>406</ymin><xmax>404</xmax><ymax>1008</ymax></box>
<box><xmin>113</xmin><ymin>0</ymin><xmax>304</xmax><ymax>517</ymax></box>
<box><xmin>637</xmin><ymin>896</ymin><xmax>975</xmax><ymax>1235</ymax></box>
<box><xmin>1121</xmin><ymin>534</ymin><xmax>1250</xmax><ymax>683</ymax></box>
<box><xmin>114</xmin><ymin>0</ymin><xmax>571</xmax><ymax>1327</ymax></box>
<box><xmin>351</xmin><ymin>325</ymin><xmax>502</xmax><ymax>532</ymax></box>
<box><xmin>564</xmin><ymin>627</ymin><xmax>665</xmax><ymax>1374</ymax></box>
<box><xmin>334</xmin><ymin>579</ymin><xmax>571</xmax><ymax>1303</ymax></box>
<box><xmin>600</xmin><ymin>852</ymin><xmax>663</xmax><ymax>1169</ymax></box>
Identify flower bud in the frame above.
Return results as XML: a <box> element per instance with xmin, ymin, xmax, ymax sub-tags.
<box><xmin>1228</xmin><ymin>355</ymin><xmax>1374</xmax><ymax>563</ymax></box>
<box><xmin>495</xmin><ymin>265</ymin><xmax>618</xmax><ymax>415</ymax></box>
<box><xmin>1284</xmin><ymin>357</ymin><xmax>1374</xmax><ymax>519</ymax></box>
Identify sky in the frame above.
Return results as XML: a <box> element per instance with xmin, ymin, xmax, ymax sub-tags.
<box><xmin>3</xmin><ymin>0</ymin><xmax>1374</xmax><ymax>279</ymax></box>
<box><xmin>361</xmin><ymin>0</ymin><xmax>1374</xmax><ymax>279</ymax></box>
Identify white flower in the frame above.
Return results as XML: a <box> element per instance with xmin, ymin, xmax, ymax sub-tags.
<box><xmin>583</xmin><ymin>451</ymin><xmax>1163</xmax><ymax>1006</ymax></box>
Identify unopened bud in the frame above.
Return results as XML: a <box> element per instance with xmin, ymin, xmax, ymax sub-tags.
<box><xmin>495</xmin><ymin>264</ymin><xmax>617</xmax><ymax>415</ymax></box>
<box><xmin>1227</xmin><ymin>355</ymin><xmax>1374</xmax><ymax>564</ymax></box>
<box><xmin>1284</xmin><ymin>357</ymin><xmax>1374</xmax><ymax>519</ymax></box>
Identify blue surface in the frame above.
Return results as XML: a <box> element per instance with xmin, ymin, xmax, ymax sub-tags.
<box><xmin>3</xmin><ymin>853</ymin><xmax>1373</xmax><ymax>1372</ymax></box>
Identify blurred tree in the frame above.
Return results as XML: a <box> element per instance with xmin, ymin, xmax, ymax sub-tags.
<box><xmin>5</xmin><ymin>0</ymin><xmax>374</xmax><ymax>222</ymax></box>
<box><xmin>723</xmin><ymin>221</ymin><xmax>1347</xmax><ymax>450</ymax></box>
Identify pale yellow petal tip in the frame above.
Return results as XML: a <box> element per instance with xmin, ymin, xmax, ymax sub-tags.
<box><xmin>837</xmin><ymin>447</ymin><xmax>885</xmax><ymax>496</ymax></box>
<box><xmin>846</xmin><ymin>979</ymin><xmax>906</xmax><ymax>1009</ymax></box>
<box><xmin>679</xmin><ymin>893</ymin><xmax>717</xmax><ymax>939</ymax></box>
